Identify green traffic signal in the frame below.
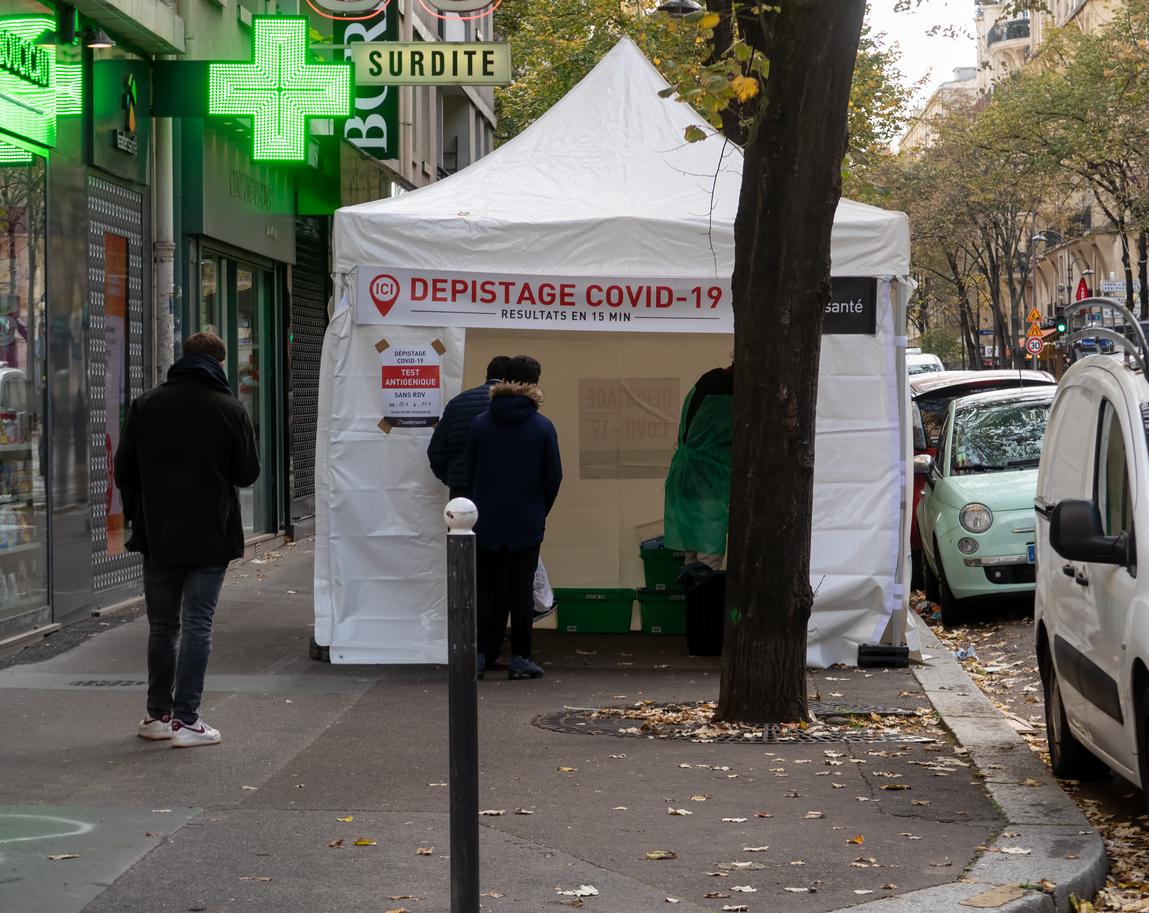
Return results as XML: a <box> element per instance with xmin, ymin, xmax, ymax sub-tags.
<box><xmin>1056</xmin><ymin>316</ymin><xmax>1067</xmax><ymax>333</ymax></box>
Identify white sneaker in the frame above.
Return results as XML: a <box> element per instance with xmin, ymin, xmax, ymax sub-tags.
<box><xmin>137</xmin><ymin>714</ymin><xmax>172</xmax><ymax>741</ymax></box>
<box><xmin>171</xmin><ymin>718</ymin><xmax>222</xmax><ymax>749</ymax></box>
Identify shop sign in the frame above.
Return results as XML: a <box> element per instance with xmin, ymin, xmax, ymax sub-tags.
<box><xmin>338</xmin><ymin>5</ymin><xmax>398</xmax><ymax>160</ymax></box>
<box><xmin>355</xmin><ymin>266</ymin><xmax>734</xmax><ymax>333</ymax></box>
<box><xmin>353</xmin><ymin>42</ymin><xmax>511</xmax><ymax>85</ymax></box>
<box><xmin>92</xmin><ymin>59</ymin><xmax>150</xmax><ymax>183</ymax></box>
<box><xmin>306</xmin><ymin>0</ymin><xmax>500</xmax><ymax>21</ymax></box>
<box><xmin>376</xmin><ymin>338</ymin><xmax>445</xmax><ymax>431</ymax></box>
<box><xmin>208</xmin><ymin>16</ymin><xmax>352</xmax><ymax>162</ymax></box>
<box><xmin>0</xmin><ymin>16</ymin><xmax>59</xmax><ymax>151</ymax></box>
<box><xmin>1075</xmin><ymin>277</ymin><xmax>1091</xmax><ymax>301</ymax></box>
<box><xmin>823</xmin><ymin>277</ymin><xmax>877</xmax><ymax>335</ymax></box>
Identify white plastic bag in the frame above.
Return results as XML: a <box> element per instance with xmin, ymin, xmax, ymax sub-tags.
<box><xmin>533</xmin><ymin>559</ymin><xmax>555</xmax><ymax>617</ymax></box>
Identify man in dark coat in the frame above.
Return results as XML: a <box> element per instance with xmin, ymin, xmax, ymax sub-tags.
<box><xmin>466</xmin><ymin>355</ymin><xmax>562</xmax><ymax>680</ymax></box>
<box><xmin>114</xmin><ymin>332</ymin><xmax>260</xmax><ymax>748</ymax></box>
<box><xmin>427</xmin><ymin>355</ymin><xmax>511</xmax><ymax>499</ymax></box>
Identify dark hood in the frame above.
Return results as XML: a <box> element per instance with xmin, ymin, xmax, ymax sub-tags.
<box><xmin>489</xmin><ymin>381</ymin><xmax>542</xmax><ymax>425</ymax></box>
<box><xmin>166</xmin><ymin>354</ymin><xmax>232</xmax><ymax>396</ymax></box>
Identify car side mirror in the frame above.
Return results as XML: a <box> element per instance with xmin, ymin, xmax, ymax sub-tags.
<box><xmin>1050</xmin><ymin>499</ymin><xmax>1129</xmax><ymax>566</ymax></box>
<box><xmin>913</xmin><ymin>454</ymin><xmax>934</xmax><ymax>476</ymax></box>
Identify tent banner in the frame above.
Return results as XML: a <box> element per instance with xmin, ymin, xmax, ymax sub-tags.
<box><xmin>355</xmin><ymin>266</ymin><xmax>733</xmax><ymax>333</ymax></box>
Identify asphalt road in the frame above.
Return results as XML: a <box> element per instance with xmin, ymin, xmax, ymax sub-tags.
<box><xmin>920</xmin><ymin>595</ymin><xmax>1149</xmax><ymax>908</ymax></box>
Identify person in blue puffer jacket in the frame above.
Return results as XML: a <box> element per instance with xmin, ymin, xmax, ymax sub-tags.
<box><xmin>466</xmin><ymin>355</ymin><xmax>563</xmax><ymax>681</ymax></box>
<box><xmin>427</xmin><ymin>355</ymin><xmax>511</xmax><ymax>499</ymax></box>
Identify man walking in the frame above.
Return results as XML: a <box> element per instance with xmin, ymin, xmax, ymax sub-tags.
<box><xmin>466</xmin><ymin>355</ymin><xmax>562</xmax><ymax>680</ymax></box>
<box><xmin>114</xmin><ymin>332</ymin><xmax>259</xmax><ymax>748</ymax></box>
<box><xmin>427</xmin><ymin>355</ymin><xmax>511</xmax><ymax>499</ymax></box>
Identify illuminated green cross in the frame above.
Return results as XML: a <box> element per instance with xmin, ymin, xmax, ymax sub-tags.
<box><xmin>208</xmin><ymin>16</ymin><xmax>351</xmax><ymax>162</ymax></box>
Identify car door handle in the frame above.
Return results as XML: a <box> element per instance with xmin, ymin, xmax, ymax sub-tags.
<box><xmin>1063</xmin><ymin>563</ymin><xmax>1076</xmax><ymax>578</ymax></box>
<box><xmin>1075</xmin><ymin>571</ymin><xmax>1090</xmax><ymax>587</ymax></box>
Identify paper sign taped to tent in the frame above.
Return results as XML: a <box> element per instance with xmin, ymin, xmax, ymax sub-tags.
<box><xmin>356</xmin><ymin>267</ymin><xmax>733</xmax><ymax>333</ymax></box>
<box><xmin>579</xmin><ymin>378</ymin><xmax>680</xmax><ymax>479</ymax></box>
<box><xmin>379</xmin><ymin>342</ymin><xmax>442</xmax><ymax>429</ymax></box>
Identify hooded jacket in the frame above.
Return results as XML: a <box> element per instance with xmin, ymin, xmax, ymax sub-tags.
<box><xmin>465</xmin><ymin>382</ymin><xmax>563</xmax><ymax>550</ymax></box>
<box><xmin>113</xmin><ymin>355</ymin><xmax>260</xmax><ymax>566</ymax></box>
<box><xmin>426</xmin><ymin>377</ymin><xmax>499</xmax><ymax>491</ymax></box>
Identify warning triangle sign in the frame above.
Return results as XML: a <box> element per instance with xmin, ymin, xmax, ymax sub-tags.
<box><xmin>1027</xmin><ymin>307</ymin><xmax>1041</xmax><ymax>324</ymax></box>
<box><xmin>1027</xmin><ymin>323</ymin><xmax>1044</xmax><ymax>338</ymax></box>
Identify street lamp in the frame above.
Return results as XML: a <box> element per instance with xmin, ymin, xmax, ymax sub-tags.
<box><xmin>1030</xmin><ymin>231</ymin><xmax>1094</xmax><ymax>309</ymax></box>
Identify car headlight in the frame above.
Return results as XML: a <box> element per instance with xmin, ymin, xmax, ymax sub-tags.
<box><xmin>959</xmin><ymin>503</ymin><xmax>993</xmax><ymax>533</ymax></box>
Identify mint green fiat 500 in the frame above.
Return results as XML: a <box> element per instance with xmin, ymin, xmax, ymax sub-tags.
<box><xmin>916</xmin><ymin>386</ymin><xmax>1055</xmax><ymax>626</ymax></box>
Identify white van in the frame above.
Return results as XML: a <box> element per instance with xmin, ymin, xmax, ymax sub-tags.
<box><xmin>1034</xmin><ymin>302</ymin><xmax>1149</xmax><ymax>785</ymax></box>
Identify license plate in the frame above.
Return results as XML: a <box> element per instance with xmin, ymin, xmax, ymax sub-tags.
<box><xmin>1027</xmin><ymin>543</ymin><xmax>1036</xmax><ymax>564</ymax></box>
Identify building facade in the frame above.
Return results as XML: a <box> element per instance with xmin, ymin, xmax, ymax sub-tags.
<box><xmin>0</xmin><ymin>0</ymin><xmax>495</xmax><ymax>644</ymax></box>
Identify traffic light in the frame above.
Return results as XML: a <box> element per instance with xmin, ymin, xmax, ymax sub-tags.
<box><xmin>1055</xmin><ymin>313</ymin><xmax>1068</xmax><ymax>333</ymax></box>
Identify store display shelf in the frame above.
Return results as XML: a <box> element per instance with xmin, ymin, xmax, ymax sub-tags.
<box><xmin>0</xmin><ymin>542</ymin><xmax>40</xmax><ymax>559</ymax></box>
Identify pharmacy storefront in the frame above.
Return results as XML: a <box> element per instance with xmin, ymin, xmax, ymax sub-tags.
<box><xmin>0</xmin><ymin>6</ymin><xmax>153</xmax><ymax>641</ymax></box>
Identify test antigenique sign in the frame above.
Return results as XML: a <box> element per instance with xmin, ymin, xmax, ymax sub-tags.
<box><xmin>352</xmin><ymin>42</ymin><xmax>511</xmax><ymax>85</ymax></box>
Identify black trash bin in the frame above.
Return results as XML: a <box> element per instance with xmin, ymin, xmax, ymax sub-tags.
<box><xmin>678</xmin><ymin>564</ymin><xmax>725</xmax><ymax>657</ymax></box>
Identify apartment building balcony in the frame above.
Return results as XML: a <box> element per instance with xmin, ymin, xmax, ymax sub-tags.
<box><xmin>987</xmin><ymin>17</ymin><xmax>1031</xmax><ymax>47</ymax></box>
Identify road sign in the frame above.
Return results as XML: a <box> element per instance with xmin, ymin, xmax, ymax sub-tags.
<box><xmin>208</xmin><ymin>17</ymin><xmax>352</xmax><ymax>162</ymax></box>
<box><xmin>1076</xmin><ymin>277</ymin><xmax>1091</xmax><ymax>301</ymax></box>
<box><xmin>1026</xmin><ymin>322</ymin><xmax>1044</xmax><ymax>338</ymax></box>
<box><xmin>1026</xmin><ymin>337</ymin><xmax>1045</xmax><ymax>355</ymax></box>
<box><xmin>1026</xmin><ymin>307</ymin><xmax>1041</xmax><ymax>324</ymax></box>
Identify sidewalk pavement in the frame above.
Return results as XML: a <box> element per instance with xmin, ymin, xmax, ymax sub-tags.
<box><xmin>0</xmin><ymin>541</ymin><xmax>1103</xmax><ymax>913</ymax></box>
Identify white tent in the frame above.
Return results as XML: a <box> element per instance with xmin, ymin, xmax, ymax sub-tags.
<box><xmin>315</xmin><ymin>38</ymin><xmax>913</xmax><ymax>666</ymax></box>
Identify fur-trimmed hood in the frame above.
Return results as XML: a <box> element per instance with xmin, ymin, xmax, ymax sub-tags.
<box><xmin>488</xmin><ymin>381</ymin><xmax>543</xmax><ymax>425</ymax></box>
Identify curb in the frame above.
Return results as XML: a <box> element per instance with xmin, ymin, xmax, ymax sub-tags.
<box><xmin>844</xmin><ymin>622</ymin><xmax>1107</xmax><ymax>913</ymax></box>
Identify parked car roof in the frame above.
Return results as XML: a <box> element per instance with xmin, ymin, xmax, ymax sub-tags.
<box><xmin>909</xmin><ymin>369</ymin><xmax>1055</xmax><ymax>398</ymax></box>
<box><xmin>952</xmin><ymin>386</ymin><xmax>1057</xmax><ymax>410</ymax></box>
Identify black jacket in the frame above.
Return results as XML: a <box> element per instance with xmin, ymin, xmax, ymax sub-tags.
<box><xmin>427</xmin><ymin>379</ymin><xmax>497</xmax><ymax>490</ymax></box>
<box><xmin>113</xmin><ymin>356</ymin><xmax>260</xmax><ymax>566</ymax></box>
<box><xmin>465</xmin><ymin>382</ymin><xmax>562</xmax><ymax>550</ymax></box>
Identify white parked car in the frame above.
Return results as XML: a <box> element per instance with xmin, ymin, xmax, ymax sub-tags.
<box><xmin>1035</xmin><ymin>310</ymin><xmax>1149</xmax><ymax>784</ymax></box>
<box><xmin>907</xmin><ymin>351</ymin><xmax>945</xmax><ymax>375</ymax></box>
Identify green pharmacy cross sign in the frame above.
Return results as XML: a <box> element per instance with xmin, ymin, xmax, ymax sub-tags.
<box><xmin>209</xmin><ymin>16</ymin><xmax>352</xmax><ymax>162</ymax></box>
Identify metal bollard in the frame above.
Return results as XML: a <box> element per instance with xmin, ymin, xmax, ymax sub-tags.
<box><xmin>444</xmin><ymin>498</ymin><xmax>480</xmax><ymax>913</ymax></box>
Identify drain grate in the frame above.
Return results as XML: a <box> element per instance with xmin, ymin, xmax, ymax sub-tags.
<box><xmin>810</xmin><ymin>701</ymin><xmax>919</xmax><ymax>717</ymax></box>
<box><xmin>532</xmin><ymin>707</ymin><xmax>933</xmax><ymax>744</ymax></box>
<box><xmin>69</xmin><ymin>680</ymin><xmax>146</xmax><ymax>687</ymax></box>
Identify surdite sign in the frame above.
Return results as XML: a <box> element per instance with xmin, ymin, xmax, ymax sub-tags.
<box><xmin>306</xmin><ymin>0</ymin><xmax>501</xmax><ymax>20</ymax></box>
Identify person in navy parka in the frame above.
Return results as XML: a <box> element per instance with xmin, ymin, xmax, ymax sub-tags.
<box><xmin>466</xmin><ymin>355</ymin><xmax>562</xmax><ymax>680</ymax></box>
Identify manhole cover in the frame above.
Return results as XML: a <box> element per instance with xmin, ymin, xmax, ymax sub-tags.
<box><xmin>532</xmin><ymin>706</ymin><xmax>933</xmax><ymax>744</ymax></box>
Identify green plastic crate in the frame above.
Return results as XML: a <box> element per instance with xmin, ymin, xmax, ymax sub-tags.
<box><xmin>554</xmin><ymin>588</ymin><xmax>635</xmax><ymax>633</ymax></box>
<box><xmin>640</xmin><ymin>547</ymin><xmax>686</xmax><ymax>590</ymax></box>
<box><xmin>638</xmin><ymin>588</ymin><xmax>687</xmax><ymax>635</ymax></box>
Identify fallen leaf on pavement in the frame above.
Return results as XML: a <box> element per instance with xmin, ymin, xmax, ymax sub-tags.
<box><xmin>883</xmin><ymin>883</ymin><xmax>897</xmax><ymax>890</ymax></box>
<box><xmin>47</xmin><ymin>855</ymin><xmax>78</xmax><ymax>861</ymax></box>
<box><xmin>722</xmin><ymin>906</ymin><xmax>749</xmax><ymax>912</ymax></box>
<box><xmin>756</xmin><ymin>811</ymin><xmax>773</xmax><ymax>818</ymax></box>
<box><xmin>336</xmin><ymin>816</ymin><xmax>353</xmax><ymax>822</ymax></box>
<box><xmin>666</xmin><ymin>899</ymin><xmax>680</xmax><ymax>904</ymax></box>
<box><xmin>1022</xmin><ymin>778</ymin><xmax>1041</xmax><ymax>787</ymax></box>
<box><xmin>804</xmin><ymin>811</ymin><xmax>824</xmax><ymax>819</ymax></box>
<box><xmin>556</xmin><ymin>885</ymin><xmax>599</xmax><ymax>897</ymax></box>
<box><xmin>911</xmin><ymin>800</ymin><xmax>930</xmax><ymax>806</ymax></box>
<box><xmin>742</xmin><ymin>846</ymin><xmax>769</xmax><ymax>852</ymax></box>
<box><xmin>353</xmin><ymin>838</ymin><xmax>377</xmax><ymax>846</ymax></box>
<box><xmin>881</xmin><ymin>785</ymin><xmax>911</xmax><ymax>791</ymax></box>
<box><xmin>240</xmin><ymin>876</ymin><xmax>273</xmax><ymax>882</ymax></box>
<box><xmin>855</xmin><ymin>889</ymin><xmax>874</xmax><ymax>895</ymax></box>
<box><xmin>785</xmin><ymin>887</ymin><xmax>811</xmax><ymax>893</ymax></box>
<box><xmin>723</xmin><ymin>817</ymin><xmax>748</xmax><ymax>823</ymax></box>
<box><xmin>690</xmin><ymin>795</ymin><xmax>710</xmax><ymax>801</ymax></box>
<box><xmin>417</xmin><ymin>847</ymin><xmax>434</xmax><ymax>855</ymax></box>
<box><xmin>514</xmin><ymin>809</ymin><xmax>534</xmax><ymax>815</ymax></box>
<box><xmin>384</xmin><ymin>908</ymin><xmax>408</xmax><ymax>913</ymax></box>
<box><xmin>731</xmin><ymin>885</ymin><xmax>758</xmax><ymax>892</ymax></box>
<box><xmin>613</xmin><ymin>806</ymin><xmax>628</xmax><ymax>811</ymax></box>
<box><xmin>999</xmin><ymin>847</ymin><xmax>1032</xmax><ymax>855</ymax></box>
<box><xmin>848</xmin><ymin>835</ymin><xmax>865</xmax><ymax>845</ymax></box>
<box><xmin>705</xmin><ymin>892</ymin><xmax>730</xmax><ymax>899</ymax></box>
<box><xmin>960</xmin><ymin>885</ymin><xmax>1029</xmax><ymax>908</ymax></box>
<box><xmin>479</xmin><ymin>809</ymin><xmax>505</xmax><ymax>816</ymax></box>
<box><xmin>327</xmin><ymin>839</ymin><xmax>345</xmax><ymax>849</ymax></box>
<box><xmin>668</xmin><ymin>808</ymin><xmax>692</xmax><ymax>816</ymax></box>
<box><xmin>646</xmin><ymin>850</ymin><xmax>677</xmax><ymax>860</ymax></box>
<box><xmin>558</xmin><ymin>767</ymin><xmax>576</xmax><ymax>773</ymax></box>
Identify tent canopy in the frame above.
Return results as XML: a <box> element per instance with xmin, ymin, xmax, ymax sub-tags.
<box><xmin>334</xmin><ymin>38</ymin><xmax>909</xmax><ymax>283</ymax></box>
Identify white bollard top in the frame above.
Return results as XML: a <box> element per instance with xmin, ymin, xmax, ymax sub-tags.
<box><xmin>445</xmin><ymin>498</ymin><xmax>478</xmax><ymax>534</ymax></box>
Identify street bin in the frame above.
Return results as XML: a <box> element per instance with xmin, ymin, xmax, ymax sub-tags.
<box><xmin>678</xmin><ymin>564</ymin><xmax>725</xmax><ymax>656</ymax></box>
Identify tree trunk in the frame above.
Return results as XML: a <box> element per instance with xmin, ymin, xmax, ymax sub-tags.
<box><xmin>716</xmin><ymin>0</ymin><xmax>865</xmax><ymax>726</ymax></box>
<box><xmin>1138</xmin><ymin>229</ymin><xmax>1148</xmax><ymax>320</ymax></box>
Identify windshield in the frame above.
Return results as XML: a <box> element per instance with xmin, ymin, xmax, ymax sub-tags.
<box><xmin>952</xmin><ymin>399</ymin><xmax>1051</xmax><ymax>474</ymax></box>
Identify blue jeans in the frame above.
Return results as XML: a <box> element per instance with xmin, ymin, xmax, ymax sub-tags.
<box><xmin>144</xmin><ymin>560</ymin><xmax>227</xmax><ymax>726</ymax></box>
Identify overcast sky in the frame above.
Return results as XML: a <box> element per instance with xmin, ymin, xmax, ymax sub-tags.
<box><xmin>867</xmin><ymin>0</ymin><xmax>978</xmax><ymax>107</ymax></box>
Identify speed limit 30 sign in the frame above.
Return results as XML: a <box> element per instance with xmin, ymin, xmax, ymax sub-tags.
<box><xmin>1026</xmin><ymin>337</ymin><xmax>1045</xmax><ymax>355</ymax></box>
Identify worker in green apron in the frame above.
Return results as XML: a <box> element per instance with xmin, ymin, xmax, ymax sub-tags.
<box><xmin>664</xmin><ymin>363</ymin><xmax>733</xmax><ymax>569</ymax></box>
